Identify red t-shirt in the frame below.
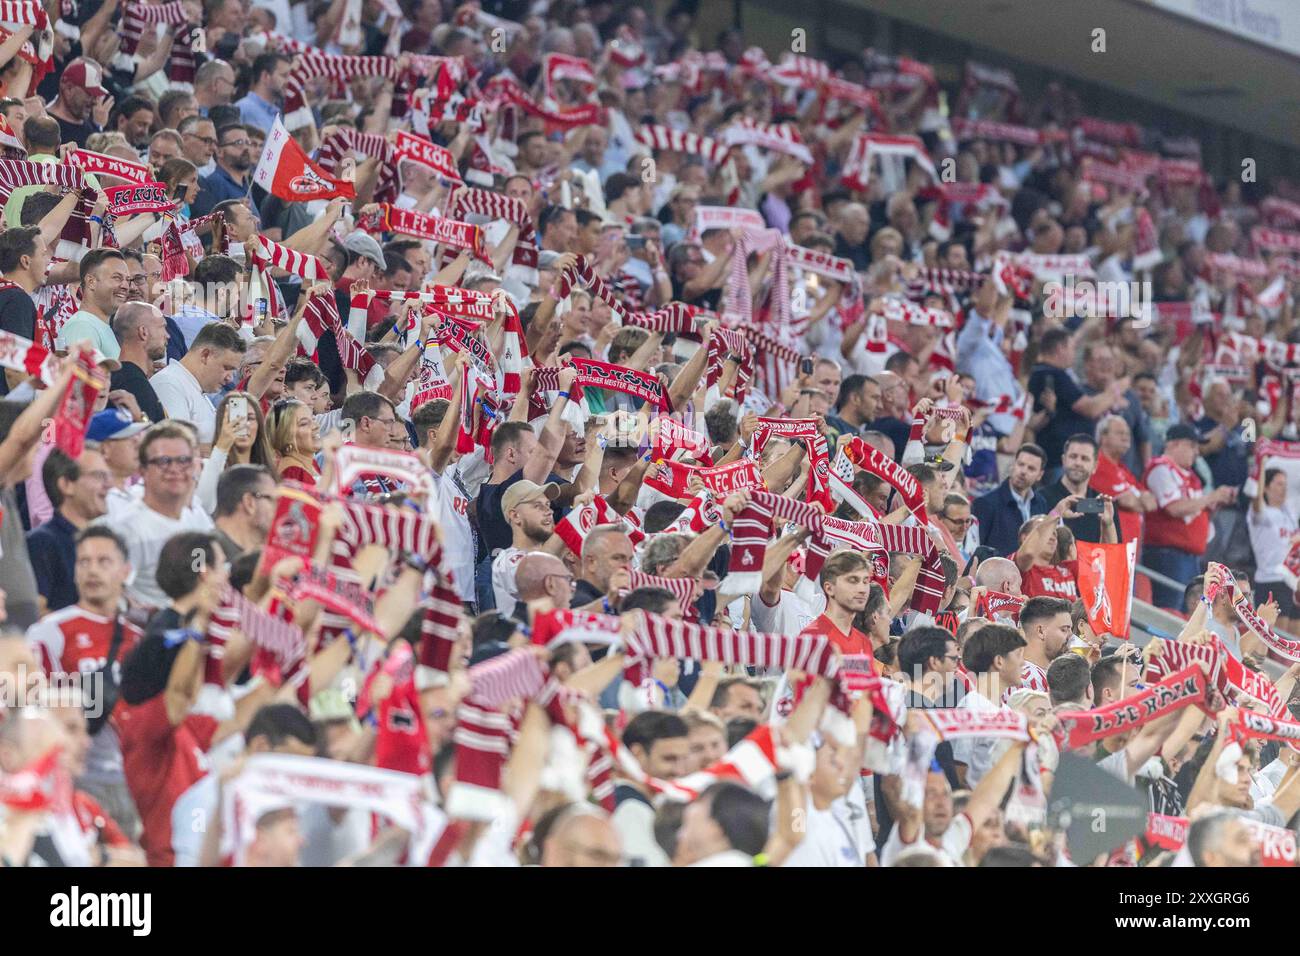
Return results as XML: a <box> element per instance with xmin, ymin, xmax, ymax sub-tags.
<box><xmin>280</xmin><ymin>463</ymin><xmax>319</xmax><ymax>486</ymax></box>
<box><xmin>116</xmin><ymin>694</ymin><xmax>218</xmax><ymax>867</ymax></box>
<box><xmin>1090</xmin><ymin>452</ymin><xmax>1143</xmax><ymax>543</ymax></box>
<box><xmin>73</xmin><ymin>790</ymin><xmax>130</xmax><ymax>849</ymax></box>
<box><xmin>28</xmin><ymin>606</ymin><xmax>142</xmax><ymax>682</ymax></box>
<box><xmin>1012</xmin><ymin>551</ymin><xmax>1080</xmax><ymax>600</ymax></box>
<box><xmin>803</xmin><ymin>613</ymin><xmax>878</xmax><ymax>664</ymax></box>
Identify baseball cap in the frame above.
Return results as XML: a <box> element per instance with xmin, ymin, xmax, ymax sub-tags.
<box><xmin>87</xmin><ymin>408</ymin><xmax>149</xmax><ymax>443</ymax></box>
<box><xmin>1164</xmin><ymin>423</ymin><xmax>1200</xmax><ymax>444</ymax></box>
<box><xmin>90</xmin><ymin>349</ymin><xmax>120</xmax><ymax>372</ymax></box>
<box><xmin>501</xmin><ymin>479</ymin><xmax>560</xmax><ymax>514</ymax></box>
<box><xmin>62</xmin><ymin>59</ymin><xmax>108</xmax><ymax>97</ymax></box>
<box><xmin>342</xmin><ymin>231</ymin><xmax>387</xmax><ymax>270</ymax></box>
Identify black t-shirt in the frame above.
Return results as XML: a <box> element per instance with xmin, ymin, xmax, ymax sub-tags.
<box><xmin>1039</xmin><ymin>479</ymin><xmax>1122</xmax><ymax>545</ymax></box>
<box><xmin>0</xmin><ymin>285</ymin><xmax>36</xmax><ymax>396</ymax></box>
<box><xmin>476</xmin><ymin>468</ymin><xmax>526</xmax><ymax>554</ymax></box>
<box><xmin>1027</xmin><ymin>363</ymin><xmax>1092</xmax><ymax>469</ymax></box>
<box><xmin>109</xmin><ymin>361</ymin><xmax>167</xmax><ymax>423</ymax></box>
<box><xmin>571</xmin><ymin>578</ymin><xmax>603</xmax><ymax>609</ymax></box>
<box><xmin>53</xmin><ymin>112</ymin><xmax>99</xmax><ymax>150</ymax></box>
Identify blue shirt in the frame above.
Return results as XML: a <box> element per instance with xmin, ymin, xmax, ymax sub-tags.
<box><xmin>956</xmin><ymin>310</ymin><xmax>1023</xmax><ymax>435</ymax></box>
<box><xmin>235</xmin><ymin>91</ymin><xmax>279</xmax><ymax>134</ymax></box>
<box><xmin>25</xmin><ymin>511</ymin><xmax>79</xmax><ymax>612</ymax></box>
<box><xmin>192</xmin><ymin>164</ymin><xmax>251</xmax><ymax>220</ymax></box>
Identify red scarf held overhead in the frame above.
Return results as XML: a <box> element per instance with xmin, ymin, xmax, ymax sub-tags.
<box><xmin>363</xmin><ymin>203</ymin><xmax>490</xmax><ymax>262</ymax></box>
<box><xmin>749</xmin><ymin>417</ymin><xmax>833</xmax><ymax>513</ymax></box>
<box><xmin>843</xmin><ymin>437</ymin><xmax>925</xmax><ymax>520</ymax></box>
<box><xmin>532</xmin><ymin>357</ymin><xmax>671</xmax><ymax>411</ymax></box>
<box><xmin>1052</xmin><ymin>665</ymin><xmax>1208</xmax><ymax>752</ymax></box>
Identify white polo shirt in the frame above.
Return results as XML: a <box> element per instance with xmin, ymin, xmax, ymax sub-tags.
<box><xmin>151</xmin><ymin>359</ymin><xmax>217</xmax><ymax>443</ymax></box>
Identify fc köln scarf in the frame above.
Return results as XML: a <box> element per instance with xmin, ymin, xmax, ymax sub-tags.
<box><xmin>553</xmin><ymin>495</ymin><xmax>631</xmax><ymax>556</ymax></box>
<box><xmin>843</xmin><ymin>437</ymin><xmax>926</xmax><ymax>521</ymax></box>
<box><xmin>104</xmin><ymin>182</ymin><xmax>175</xmax><ymax>216</ymax></box>
<box><xmin>1052</xmin><ymin>665</ymin><xmax>1207</xmax><ymax>752</ymax></box>
<box><xmin>393</xmin><ymin>130</ymin><xmax>463</xmax><ymax>183</ymax></box>
<box><xmin>253</xmin><ymin>118</ymin><xmax>356</xmax><ymax>202</ymax></box>
<box><xmin>973</xmin><ymin>589</ymin><xmax>1026</xmax><ymax>624</ymax></box>
<box><xmin>364</xmin><ymin>203</ymin><xmax>489</xmax><ymax>262</ymax></box>
<box><xmin>651</xmin><ymin>415</ymin><xmax>713</xmax><ymax>466</ymax></box>
<box><xmin>1075</xmin><ymin>540</ymin><xmax>1137</xmax><ymax>639</ymax></box>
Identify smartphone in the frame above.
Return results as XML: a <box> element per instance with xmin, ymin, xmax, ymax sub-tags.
<box><xmin>1075</xmin><ymin>497</ymin><xmax>1106</xmax><ymax>515</ymax></box>
<box><xmin>626</xmin><ymin>235</ymin><xmax>647</xmax><ymax>251</ymax></box>
<box><xmin>253</xmin><ymin>297</ymin><xmax>269</xmax><ymax>325</ymax></box>
<box><xmin>228</xmin><ymin>395</ymin><xmax>249</xmax><ymax>425</ymax></box>
<box><xmin>800</xmin><ymin>357</ymin><xmax>814</xmax><ymax>376</ymax></box>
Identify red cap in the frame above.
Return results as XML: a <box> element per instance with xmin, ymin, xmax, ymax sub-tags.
<box><xmin>62</xmin><ymin>59</ymin><xmax>108</xmax><ymax>97</ymax></box>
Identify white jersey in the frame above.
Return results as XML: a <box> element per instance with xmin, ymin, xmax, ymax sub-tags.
<box><xmin>490</xmin><ymin>547</ymin><xmax>526</xmax><ymax>615</ymax></box>
<box><xmin>1248</xmin><ymin>505</ymin><xmax>1298</xmax><ymax>584</ymax></box>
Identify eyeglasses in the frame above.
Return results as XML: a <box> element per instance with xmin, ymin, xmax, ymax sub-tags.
<box><xmin>546</xmin><ymin>572</ymin><xmax>576</xmax><ymax>590</ymax></box>
<box><xmin>221</xmin><ymin>138</ymin><xmax>251</xmax><ymax>149</ymax></box>
<box><xmin>187</xmin><ymin>134</ymin><xmax>218</xmax><ymax>146</ymax></box>
<box><xmin>146</xmin><ymin>455</ymin><xmax>195</xmax><ymax>471</ymax></box>
<box><xmin>942</xmin><ymin>514</ymin><xmax>973</xmax><ymax>526</ymax></box>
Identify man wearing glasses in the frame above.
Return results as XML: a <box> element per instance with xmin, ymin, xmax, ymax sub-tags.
<box><xmin>97</xmin><ymin>423</ymin><xmax>214</xmax><ymax>610</ymax></box>
<box><xmin>179</xmin><ymin>116</ymin><xmax>219</xmax><ymax>177</ymax></box>
<box><xmin>191</xmin><ymin>123</ymin><xmax>257</xmax><ymax>220</ymax></box>
<box><xmin>937</xmin><ymin>492</ymin><xmax>978</xmax><ymax>563</ymax></box>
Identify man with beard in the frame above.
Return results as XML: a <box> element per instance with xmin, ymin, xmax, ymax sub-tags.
<box><xmin>235</xmin><ymin>53</ymin><xmax>292</xmax><ymax>135</ymax></box>
<box><xmin>212</xmin><ymin>466</ymin><xmax>276</xmax><ymax>561</ymax></box>
<box><xmin>1015</xmin><ymin>596</ymin><xmax>1073</xmax><ymax>694</ymax></box>
<box><xmin>192</xmin><ymin>124</ymin><xmax>255</xmax><ymax>219</ymax></box>
<box><xmin>46</xmin><ymin>59</ymin><xmax>108</xmax><ymax>149</ymax></box>
<box><xmin>1039</xmin><ymin>434</ymin><xmax>1121</xmax><ymax>544</ymax></box>
<box><xmin>112</xmin><ymin>95</ymin><xmax>155</xmax><ymax>153</ymax></box>
<box><xmin>110</xmin><ymin>302</ymin><xmax>169</xmax><ymax>423</ymax></box>
<box><xmin>491</xmin><ymin>480</ymin><xmax>561</xmax><ymax>613</ymax></box>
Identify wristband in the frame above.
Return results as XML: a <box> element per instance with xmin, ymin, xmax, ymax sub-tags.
<box><xmin>88</xmin><ymin>215</ymin><xmax>104</xmax><ymax>225</ymax></box>
<box><xmin>557</xmin><ymin>390</ymin><xmax>571</xmax><ymax>400</ymax></box>
<box><xmin>602</xmin><ymin>597</ymin><xmax>614</xmax><ymax>615</ymax></box>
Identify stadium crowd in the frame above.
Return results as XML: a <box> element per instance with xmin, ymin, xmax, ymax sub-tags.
<box><xmin>2</xmin><ymin>0</ymin><xmax>1300</xmax><ymax>868</ymax></box>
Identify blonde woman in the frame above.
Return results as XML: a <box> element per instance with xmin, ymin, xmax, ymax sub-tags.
<box><xmin>267</xmin><ymin>398</ymin><xmax>322</xmax><ymax>486</ymax></box>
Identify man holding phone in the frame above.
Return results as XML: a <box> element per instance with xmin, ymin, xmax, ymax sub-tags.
<box><xmin>1039</xmin><ymin>434</ymin><xmax>1121</xmax><ymax>544</ymax></box>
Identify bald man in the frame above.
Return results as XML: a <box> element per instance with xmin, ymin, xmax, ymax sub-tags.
<box><xmin>512</xmin><ymin>551</ymin><xmax>575</xmax><ymax>624</ymax></box>
<box><xmin>540</xmin><ymin>806</ymin><xmax>623</xmax><ymax>867</ymax></box>
<box><xmin>974</xmin><ymin>557</ymin><xmax>1024</xmax><ymax>597</ymax></box>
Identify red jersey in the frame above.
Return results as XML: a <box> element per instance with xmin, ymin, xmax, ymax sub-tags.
<box><xmin>117</xmin><ymin>693</ymin><xmax>218</xmax><ymax>867</ymax></box>
<box><xmin>803</xmin><ymin>612</ymin><xmax>877</xmax><ymax>661</ymax></box>
<box><xmin>1090</xmin><ymin>452</ymin><xmax>1144</xmax><ymax>543</ymax></box>
<box><xmin>1013</xmin><ymin>552</ymin><xmax>1080</xmax><ymax>600</ymax></box>
<box><xmin>28</xmin><ymin>606</ymin><xmax>142</xmax><ymax>683</ymax></box>
<box><xmin>280</xmin><ymin>463</ymin><xmax>319</xmax><ymax>486</ymax></box>
<box><xmin>72</xmin><ymin>789</ymin><xmax>130</xmax><ymax>850</ymax></box>
<box><xmin>1143</xmin><ymin>455</ymin><xmax>1210</xmax><ymax>555</ymax></box>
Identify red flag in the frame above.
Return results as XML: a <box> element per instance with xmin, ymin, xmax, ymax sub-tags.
<box><xmin>253</xmin><ymin>117</ymin><xmax>356</xmax><ymax>202</ymax></box>
<box><xmin>1075</xmin><ymin>539</ymin><xmax>1137</xmax><ymax>640</ymax></box>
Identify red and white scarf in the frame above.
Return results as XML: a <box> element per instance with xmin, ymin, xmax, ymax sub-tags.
<box><xmin>843</xmin><ymin>437</ymin><xmax>925</xmax><ymax>521</ymax></box>
<box><xmin>842</xmin><ymin>133</ymin><xmax>937</xmax><ymax>191</ymax></box>
<box><xmin>1052</xmin><ymin>665</ymin><xmax>1208</xmax><ymax>751</ymax></box>
<box><xmin>447</xmin><ymin>186</ymin><xmax>538</xmax><ymax>273</ymax></box>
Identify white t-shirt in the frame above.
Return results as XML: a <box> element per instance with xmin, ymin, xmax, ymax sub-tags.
<box><xmin>949</xmin><ymin>689</ymin><xmax>1001</xmax><ymax>787</ymax></box>
<box><xmin>880</xmin><ymin>811</ymin><xmax>973</xmax><ymax>866</ymax></box>
<box><xmin>1248</xmin><ymin>505</ymin><xmax>1298</xmax><ymax>584</ymax></box>
<box><xmin>782</xmin><ymin>785</ymin><xmax>877</xmax><ymax>867</ymax></box>
<box><xmin>748</xmin><ymin>589</ymin><xmax>818</xmax><ymax>638</ymax></box>
<box><xmin>430</xmin><ymin>468</ymin><xmax>476</xmax><ymax>602</ymax></box>
<box><xmin>151</xmin><ymin>360</ymin><xmax>218</xmax><ymax>443</ymax></box>
<box><xmin>490</xmin><ymin>547</ymin><xmax>526</xmax><ymax>615</ymax></box>
<box><xmin>99</xmin><ymin>495</ymin><xmax>215</xmax><ymax>608</ymax></box>
<box><xmin>1146</xmin><ymin>461</ymin><xmax>1197</xmax><ymax>519</ymax></box>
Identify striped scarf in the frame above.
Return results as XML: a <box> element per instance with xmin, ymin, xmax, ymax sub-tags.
<box><xmin>316</xmin><ymin>128</ymin><xmax>398</xmax><ymax>204</ymax></box>
<box><xmin>447</xmin><ymin>647</ymin><xmax>549</xmax><ymax>821</ymax></box>
<box><xmin>0</xmin><ymin>159</ymin><xmax>92</xmax><ymax>254</ymax></box>
<box><xmin>555</xmin><ymin>255</ymin><xmax>628</xmax><ymax>322</ymax></box>
<box><xmin>623</xmin><ymin>301</ymin><xmax>701</xmax><ymax>335</ymax></box>
<box><xmin>283</xmin><ymin>52</ymin><xmax>398</xmax><ymax>129</ymax></box>
<box><xmin>298</xmin><ymin>290</ymin><xmax>380</xmax><ymax>387</ymax></box>
<box><xmin>750</xmin><ymin>417</ymin><xmax>832</xmax><ymax>512</ymax></box>
<box><xmin>417</xmin><ymin>542</ymin><xmax>464</xmax><ymax>676</ymax></box>
<box><xmin>447</xmin><ymin>186</ymin><xmax>538</xmax><ymax>272</ymax></box>
<box><xmin>635</xmin><ymin>125</ymin><xmax>730</xmax><ymax>164</ymax></box>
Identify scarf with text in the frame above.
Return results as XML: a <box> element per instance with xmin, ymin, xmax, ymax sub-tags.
<box><xmin>532</xmin><ymin>356</ymin><xmax>670</xmax><ymax>411</ymax></box>
<box><xmin>363</xmin><ymin>203</ymin><xmax>489</xmax><ymax>262</ymax></box>
<box><xmin>650</xmin><ymin>415</ymin><xmax>713</xmax><ymax>466</ymax></box>
<box><xmin>553</xmin><ymin>494</ymin><xmax>644</xmax><ymax>556</ymax></box>
<box><xmin>1052</xmin><ymin>665</ymin><xmax>1208</xmax><ymax>752</ymax></box>
<box><xmin>843</xmin><ymin>437</ymin><xmax>926</xmax><ymax>521</ymax></box>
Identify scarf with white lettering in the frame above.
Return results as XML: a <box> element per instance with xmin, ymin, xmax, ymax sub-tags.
<box><xmin>1052</xmin><ymin>665</ymin><xmax>1208</xmax><ymax>751</ymax></box>
<box><xmin>362</xmin><ymin>203</ymin><xmax>488</xmax><ymax>262</ymax></box>
<box><xmin>749</xmin><ymin>417</ymin><xmax>832</xmax><ymax>512</ymax></box>
<box><xmin>843</xmin><ymin>437</ymin><xmax>926</xmax><ymax>521</ymax></box>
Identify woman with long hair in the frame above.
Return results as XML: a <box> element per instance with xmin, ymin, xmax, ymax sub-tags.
<box><xmin>194</xmin><ymin>391</ymin><xmax>276</xmax><ymax>515</ymax></box>
<box><xmin>267</xmin><ymin>398</ymin><xmax>322</xmax><ymax>486</ymax></box>
<box><xmin>1248</xmin><ymin>467</ymin><xmax>1300</xmax><ymax>635</ymax></box>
